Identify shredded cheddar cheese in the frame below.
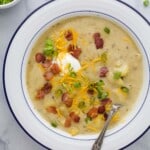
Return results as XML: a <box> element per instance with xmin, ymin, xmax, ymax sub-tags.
<box><xmin>56</xmin><ymin>108</ymin><xmax>63</xmax><ymax>118</ymax></box>
<box><xmin>69</xmin><ymin>28</ymin><xmax>78</xmax><ymax>45</ymax></box>
<box><xmin>112</xmin><ymin>112</ymin><xmax>120</xmax><ymax>122</ymax></box>
<box><xmin>86</xmin><ymin>125</ymin><xmax>98</xmax><ymax>132</ymax></box>
<box><xmin>68</xmin><ymin>128</ymin><xmax>79</xmax><ymax>136</ymax></box>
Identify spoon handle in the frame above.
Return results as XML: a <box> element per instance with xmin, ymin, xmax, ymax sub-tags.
<box><xmin>92</xmin><ymin>107</ymin><xmax>119</xmax><ymax>150</ymax></box>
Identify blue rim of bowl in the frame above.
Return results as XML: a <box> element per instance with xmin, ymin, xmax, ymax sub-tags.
<box><xmin>21</xmin><ymin>10</ymin><xmax>149</xmax><ymax>141</ymax></box>
<box><xmin>2</xmin><ymin>0</ymin><xmax>150</xmax><ymax>150</ymax></box>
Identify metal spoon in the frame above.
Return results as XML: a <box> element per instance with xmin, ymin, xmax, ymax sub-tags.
<box><xmin>92</xmin><ymin>104</ymin><xmax>122</xmax><ymax>150</ymax></box>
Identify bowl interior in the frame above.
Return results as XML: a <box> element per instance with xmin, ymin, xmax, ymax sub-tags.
<box><xmin>22</xmin><ymin>11</ymin><xmax>149</xmax><ymax>140</ymax></box>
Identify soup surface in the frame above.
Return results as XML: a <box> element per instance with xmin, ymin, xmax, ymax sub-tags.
<box><xmin>26</xmin><ymin>16</ymin><xmax>143</xmax><ymax>135</ymax></box>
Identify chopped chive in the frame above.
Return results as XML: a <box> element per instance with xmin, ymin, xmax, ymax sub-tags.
<box><xmin>51</xmin><ymin>122</ymin><xmax>57</xmax><ymax>128</ymax></box>
<box><xmin>94</xmin><ymin>80</ymin><xmax>105</xmax><ymax>88</ymax></box>
<box><xmin>43</xmin><ymin>39</ymin><xmax>57</xmax><ymax>57</ymax></box>
<box><xmin>73</xmin><ymin>82</ymin><xmax>81</xmax><ymax>88</ymax></box>
<box><xmin>97</xmin><ymin>80</ymin><xmax>105</xmax><ymax>86</ymax></box>
<box><xmin>62</xmin><ymin>83</ymin><xmax>72</xmax><ymax>93</ymax></box>
<box><xmin>90</xmin><ymin>97</ymin><xmax>96</xmax><ymax>105</ymax></box>
<box><xmin>55</xmin><ymin>89</ymin><xmax>63</xmax><ymax>96</ymax></box>
<box><xmin>143</xmin><ymin>0</ymin><xmax>149</xmax><ymax>7</ymax></box>
<box><xmin>89</xmin><ymin>80</ymin><xmax>107</xmax><ymax>100</ymax></box>
<box><xmin>97</xmin><ymin>91</ymin><xmax>103</xmax><ymax>99</ymax></box>
<box><xmin>121</xmin><ymin>86</ymin><xmax>129</xmax><ymax>93</ymax></box>
<box><xmin>70</xmin><ymin>71</ymin><xmax>77</xmax><ymax>78</ymax></box>
<box><xmin>68</xmin><ymin>63</ymin><xmax>73</xmax><ymax>71</ymax></box>
<box><xmin>62</xmin><ymin>83</ymin><xmax>67</xmax><ymax>89</ymax></box>
<box><xmin>85</xmin><ymin>116</ymin><xmax>92</xmax><ymax>123</ymax></box>
<box><xmin>78</xmin><ymin>101</ymin><xmax>85</xmax><ymax>109</ymax></box>
<box><xmin>97</xmin><ymin>90</ymin><xmax>108</xmax><ymax>99</ymax></box>
<box><xmin>113</xmin><ymin>71</ymin><xmax>122</xmax><ymax>80</ymax></box>
<box><xmin>104</xmin><ymin>27</ymin><xmax>110</xmax><ymax>34</ymax></box>
<box><xmin>100</xmin><ymin>52</ymin><xmax>107</xmax><ymax>63</ymax></box>
<box><xmin>101</xmin><ymin>92</ymin><xmax>109</xmax><ymax>99</ymax></box>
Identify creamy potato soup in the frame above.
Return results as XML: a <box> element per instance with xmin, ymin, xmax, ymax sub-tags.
<box><xmin>26</xmin><ymin>16</ymin><xmax>143</xmax><ymax>135</ymax></box>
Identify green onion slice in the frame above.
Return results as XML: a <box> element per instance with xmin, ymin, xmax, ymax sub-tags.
<box><xmin>104</xmin><ymin>27</ymin><xmax>110</xmax><ymax>34</ymax></box>
<box><xmin>51</xmin><ymin>122</ymin><xmax>57</xmax><ymax>128</ymax></box>
<box><xmin>113</xmin><ymin>71</ymin><xmax>122</xmax><ymax>80</ymax></box>
<box><xmin>121</xmin><ymin>86</ymin><xmax>129</xmax><ymax>93</ymax></box>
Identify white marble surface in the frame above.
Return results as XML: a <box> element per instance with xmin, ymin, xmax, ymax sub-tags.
<box><xmin>0</xmin><ymin>0</ymin><xmax>149</xmax><ymax>150</ymax></box>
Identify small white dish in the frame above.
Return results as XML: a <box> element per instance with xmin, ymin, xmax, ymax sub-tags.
<box><xmin>0</xmin><ymin>0</ymin><xmax>20</xmax><ymax>9</ymax></box>
<box><xmin>3</xmin><ymin>0</ymin><xmax>150</xmax><ymax>150</ymax></box>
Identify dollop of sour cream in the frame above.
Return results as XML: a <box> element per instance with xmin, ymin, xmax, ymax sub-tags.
<box><xmin>55</xmin><ymin>52</ymin><xmax>81</xmax><ymax>75</ymax></box>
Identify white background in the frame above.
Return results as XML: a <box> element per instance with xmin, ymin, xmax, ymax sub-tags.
<box><xmin>0</xmin><ymin>0</ymin><xmax>149</xmax><ymax>150</ymax></box>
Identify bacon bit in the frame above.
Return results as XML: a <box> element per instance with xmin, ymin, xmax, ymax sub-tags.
<box><xmin>35</xmin><ymin>53</ymin><xmax>46</xmax><ymax>63</ymax></box>
<box><xmin>69</xmin><ymin>112</ymin><xmax>80</xmax><ymax>123</ymax></box>
<box><xmin>98</xmin><ymin>105</ymin><xmax>105</xmax><ymax>114</ymax></box>
<box><xmin>93</xmin><ymin>33</ymin><xmax>101</xmax><ymax>39</ymax></box>
<box><xmin>41</xmin><ymin>82</ymin><xmax>52</xmax><ymax>94</ymax></box>
<box><xmin>101</xmin><ymin>98</ymin><xmax>112</xmax><ymax>106</ymax></box>
<box><xmin>70</xmin><ymin>48</ymin><xmax>81</xmax><ymax>59</ymax></box>
<box><xmin>51</xmin><ymin>63</ymin><xmax>61</xmax><ymax>74</ymax></box>
<box><xmin>65</xmin><ymin>30</ymin><xmax>73</xmax><ymax>41</ymax></box>
<box><xmin>61</xmin><ymin>93</ymin><xmax>73</xmax><ymax>107</ymax></box>
<box><xmin>42</xmin><ymin>59</ymin><xmax>52</xmax><ymax>68</ymax></box>
<box><xmin>99</xmin><ymin>67</ymin><xmax>109</xmax><ymax>77</ymax></box>
<box><xmin>95</xmin><ymin>38</ymin><xmax>104</xmax><ymax>49</ymax></box>
<box><xmin>93</xmin><ymin>32</ymin><xmax>104</xmax><ymax>49</ymax></box>
<box><xmin>87</xmin><ymin>89</ymin><xmax>95</xmax><ymax>95</ymax></box>
<box><xmin>64</xmin><ymin>117</ymin><xmax>72</xmax><ymax>128</ymax></box>
<box><xmin>46</xmin><ymin>106</ymin><xmax>57</xmax><ymax>114</ymax></box>
<box><xmin>67</xmin><ymin>44</ymin><xmax>75</xmax><ymax>51</ymax></box>
<box><xmin>103</xmin><ymin>112</ymin><xmax>108</xmax><ymax>121</ymax></box>
<box><xmin>43</xmin><ymin>71</ymin><xmax>54</xmax><ymax>81</ymax></box>
<box><xmin>67</xmin><ymin>44</ymin><xmax>82</xmax><ymax>59</ymax></box>
<box><xmin>87</xmin><ymin>107</ymin><xmax>98</xmax><ymax>119</ymax></box>
<box><xmin>36</xmin><ymin>89</ymin><xmax>45</xmax><ymax>99</ymax></box>
<box><xmin>35</xmin><ymin>83</ymin><xmax>52</xmax><ymax>100</ymax></box>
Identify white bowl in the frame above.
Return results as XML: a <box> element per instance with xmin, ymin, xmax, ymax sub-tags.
<box><xmin>3</xmin><ymin>0</ymin><xmax>150</xmax><ymax>150</ymax></box>
<box><xmin>0</xmin><ymin>0</ymin><xmax>20</xmax><ymax>9</ymax></box>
